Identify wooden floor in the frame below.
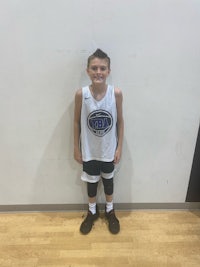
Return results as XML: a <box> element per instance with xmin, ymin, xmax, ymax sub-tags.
<box><xmin>0</xmin><ymin>210</ymin><xmax>200</xmax><ymax>267</ymax></box>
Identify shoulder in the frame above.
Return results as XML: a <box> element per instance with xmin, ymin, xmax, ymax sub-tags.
<box><xmin>75</xmin><ymin>88</ymin><xmax>82</xmax><ymax>100</ymax></box>
<box><xmin>114</xmin><ymin>87</ymin><xmax>123</xmax><ymax>100</ymax></box>
<box><xmin>75</xmin><ymin>88</ymin><xmax>82</xmax><ymax>98</ymax></box>
<box><xmin>74</xmin><ymin>88</ymin><xmax>82</xmax><ymax>106</ymax></box>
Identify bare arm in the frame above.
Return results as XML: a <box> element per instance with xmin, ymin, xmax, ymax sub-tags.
<box><xmin>74</xmin><ymin>89</ymin><xmax>83</xmax><ymax>164</ymax></box>
<box><xmin>114</xmin><ymin>88</ymin><xmax>124</xmax><ymax>164</ymax></box>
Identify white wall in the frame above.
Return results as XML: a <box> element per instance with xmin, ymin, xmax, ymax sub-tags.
<box><xmin>0</xmin><ymin>0</ymin><xmax>200</xmax><ymax>205</ymax></box>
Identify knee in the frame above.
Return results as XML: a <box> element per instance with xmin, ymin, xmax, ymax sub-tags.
<box><xmin>102</xmin><ymin>178</ymin><xmax>113</xmax><ymax>195</ymax></box>
<box><xmin>87</xmin><ymin>182</ymin><xmax>98</xmax><ymax>198</ymax></box>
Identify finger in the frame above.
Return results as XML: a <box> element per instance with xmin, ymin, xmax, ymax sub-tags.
<box><xmin>114</xmin><ymin>156</ymin><xmax>118</xmax><ymax>164</ymax></box>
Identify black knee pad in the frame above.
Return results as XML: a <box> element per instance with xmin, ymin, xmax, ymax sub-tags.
<box><xmin>87</xmin><ymin>182</ymin><xmax>98</xmax><ymax>198</ymax></box>
<box><xmin>102</xmin><ymin>178</ymin><xmax>113</xmax><ymax>195</ymax></box>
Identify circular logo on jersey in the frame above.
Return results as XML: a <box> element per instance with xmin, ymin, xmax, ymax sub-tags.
<box><xmin>87</xmin><ymin>110</ymin><xmax>113</xmax><ymax>137</ymax></box>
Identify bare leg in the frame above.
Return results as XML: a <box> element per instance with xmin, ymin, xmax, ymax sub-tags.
<box><xmin>89</xmin><ymin>196</ymin><xmax>96</xmax><ymax>203</ymax></box>
<box><xmin>105</xmin><ymin>194</ymin><xmax>113</xmax><ymax>203</ymax></box>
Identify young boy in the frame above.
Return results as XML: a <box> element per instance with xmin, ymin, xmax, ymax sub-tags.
<box><xmin>74</xmin><ymin>49</ymin><xmax>124</xmax><ymax>234</ymax></box>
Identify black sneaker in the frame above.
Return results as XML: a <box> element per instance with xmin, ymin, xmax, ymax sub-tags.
<box><xmin>80</xmin><ymin>206</ymin><xmax>100</xmax><ymax>234</ymax></box>
<box><xmin>105</xmin><ymin>209</ymin><xmax>120</xmax><ymax>234</ymax></box>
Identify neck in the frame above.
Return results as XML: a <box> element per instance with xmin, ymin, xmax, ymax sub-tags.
<box><xmin>89</xmin><ymin>84</ymin><xmax>107</xmax><ymax>100</ymax></box>
<box><xmin>91</xmin><ymin>83</ymin><xmax>107</xmax><ymax>92</ymax></box>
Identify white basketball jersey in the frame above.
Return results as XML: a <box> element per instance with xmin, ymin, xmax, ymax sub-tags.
<box><xmin>81</xmin><ymin>85</ymin><xmax>117</xmax><ymax>162</ymax></box>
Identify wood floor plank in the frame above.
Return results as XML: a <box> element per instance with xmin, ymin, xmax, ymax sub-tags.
<box><xmin>0</xmin><ymin>210</ymin><xmax>199</xmax><ymax>266</ymax></box>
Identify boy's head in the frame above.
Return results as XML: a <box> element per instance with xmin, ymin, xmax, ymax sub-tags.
<box><xmin>87</xmin><ymin>49</ymin><xmax>110</xmax><ymax>70</ymax></box>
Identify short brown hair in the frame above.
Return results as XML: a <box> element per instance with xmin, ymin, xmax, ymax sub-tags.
<box><xmin>87</xmin><ymin>49</ymin><xmax>110</xmax><ymax>69</ymax></box>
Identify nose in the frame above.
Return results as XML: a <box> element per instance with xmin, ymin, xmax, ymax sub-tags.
<box><xmin>96</xmin><ymin>67</ymin><xmax>101</xmax><ymax>74</ymax></box>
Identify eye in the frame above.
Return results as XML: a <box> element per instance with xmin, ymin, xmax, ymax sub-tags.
<box><xmin>91</xmin><ymin>66</ymin><xmax>98</xmax><ymax>71</ymax></box>
<box><xmin>90</xmin><ymin>66</ymin><xmax>108</xmax><ymax>71</ymax></box>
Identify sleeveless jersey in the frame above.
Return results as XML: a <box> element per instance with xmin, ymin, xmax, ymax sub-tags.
<box><xmin>81</xmin><ymin>85</ymin><xmax>117</xmax><ymax>162</ymax></box>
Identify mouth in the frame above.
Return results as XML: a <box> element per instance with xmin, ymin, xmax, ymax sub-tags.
<box><xmin>94</xmin><ymin>76</ymin><xmax>103</xmax><ymax>81</ymax></box>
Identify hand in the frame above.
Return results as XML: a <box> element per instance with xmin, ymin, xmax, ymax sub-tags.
<box><xmin>74</xmin><ymin>149</ymin><xmax>83</xmax><ymax>164</ymax></box>
<box><xmin>114</xmin><ymin>149</ymin><xmax>121</xmax><ymax>164</ymax></box>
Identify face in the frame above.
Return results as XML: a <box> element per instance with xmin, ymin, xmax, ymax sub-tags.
<box><xmin>87</xmin><ymin>58</ymin><xmax>110</xmax><ymax>85</ymax></box>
